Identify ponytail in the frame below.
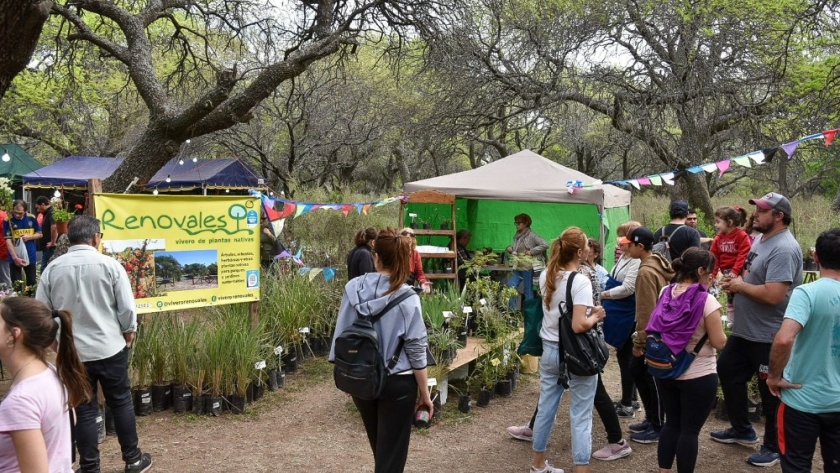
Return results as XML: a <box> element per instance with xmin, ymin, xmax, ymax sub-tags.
<box><xmin>374</xmin><ymin>228</ymin><xmax>412</xmax><ymax>294</ymax></box>
<box><xmin>543</xmin><ymin>227</ymin><xmax>587</xmax><ymax>306</ymax></box>
<box><xmin>54</xmin><ymin>310</ymin><xmax>93</xmax><ymax>408</ymax></box>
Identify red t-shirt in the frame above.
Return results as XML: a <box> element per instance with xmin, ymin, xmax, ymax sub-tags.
<box><xmin>711</xmin><ymin>227</ymin><xmax>752</xmax><ymax>276</ymax></box>
<box><xmin>0</xmin><ymin>214</ymin><xmax>7</xmax><ymax>260</ymax></box>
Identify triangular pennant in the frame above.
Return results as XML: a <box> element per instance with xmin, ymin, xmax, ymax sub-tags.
<box><xmin>781</xmin><ymin>141</ymin><xmax>799</xmax><ymax>159</ymax></box>
<box><xmin>310</xmin><ymin>204</ymin><xmax>322</xmax><ymax>212</ymax></box>
<box><xmin>300</xmin><ymin>204</ymin><xmax>314</xmax><ymax>216</ymax></box>
<box><xmin>686</xmin><ymin>166</ymin><xmax>704</xmax><ymax>174</ymax></box>
<box><xmin>649</xmin><ymin>175</ymin><xmax>663</xmax><ymax>186</ymax></box>
<box><xmin>355</xmin><ymin>204</ymin><xmax>364</xmax><ymax>215</ymax></box>
<box><xmin>322</xmin><ymin>268</ymin><xmax>336</xmax><ymax>282</ymax></box>
<box><xmin>293</xmin><ymin>205</ymin><xmax>306</xmax><ymax>218</ymax></box>
<box><xmin>362</xmin><ymin>204</ymin><xmax>371</xmax><ymax>215</ymax></box>
<box><xmin>275</xmin><ymin>250</ymin><xmax>291</xmax><ymax>260</ymax></box>
<box><xmin>732</xmin><ymin>157</ymin><xmax>752</xmax><ymax>168</ymax></box>
<box><xmin>637</xmin><ymin>177</ymin><xmax>651</xmax><ymax>186</ymax></box>
<box><xmin>746</xmin><ymin>151</ymin><xmax>765</xmax><ymax>164</ymax></box>
<box><xmin>342</xmin><ymin>205</ymin><xmax>351</xmax><ymax>216</ymax></box>
<box><xmin>716</xmin><ymin>160</ymin><xmax>731</xmax><ymax>177</ymax></box>
<box><xmin>270</xmin><ymin>218</ymin><xmax>285</xmax><ymax>236</ymax></box>
<box><xmin>661</xmin><ymin>172</ymin><xmax>675</xmax><ymax>185</ymax></box>
<box><xmin>262</xmin><ymin>200</ymin><xmax>284</xmax><ymax>221</ymax></box>
<box><xmin>824</xmin><ymin>129</ymin><xmax>837</xmax><ymax>146</ymax></box>
<box><xmin>308</xmin><ymin>268</ymin><xmax>323</xmax><ymax>281</ymax></box>
<box><xmin>279</xmin><ymin>203</ymin><xmax>296</xmax><ymax>218</ymax></box>
<box><xmin>295</xmin><ymin>247</ymin><xmax>303</xmax><ymax>259</ymax></box>
<box><xmin>629</xmin><ymin>179</ymin><xmax>640</xmax><ymax>190</ymax></box>
<box><xmin>762</xmin><ymin>148</ymin><xmax>778</xmax><ymax>163</ymax></box>
<box><xmin>701</xmin><ymin>163</ymin><xmax>718</xmax><ymax>173</ymax></box>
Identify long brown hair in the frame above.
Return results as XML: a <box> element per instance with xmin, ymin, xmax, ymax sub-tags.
<box><xmin>543</xmin><ymin>227</ymin><xmax>587</xmax><ymax>307</ymax></box>
<box><xmin>1</xmin><ymin>297</ymin><xmax>91</xmax><ymax>408</ymax></box>
<box><xmin>374</xmin><ymin>228</ymin><xmax>413</xmax><ymax>294</ymax></box>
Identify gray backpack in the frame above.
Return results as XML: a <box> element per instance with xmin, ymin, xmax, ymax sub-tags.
<box><xmin>652</xmin><ymin>225</ymin><xmax>685</xmax><ymax>262</ymax></box>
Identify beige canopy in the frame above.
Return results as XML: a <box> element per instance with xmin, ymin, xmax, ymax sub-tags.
<box><xmin>404</xmin><ymin>149</ymin><xmax>631</xmax><ymax>209</ymax></box>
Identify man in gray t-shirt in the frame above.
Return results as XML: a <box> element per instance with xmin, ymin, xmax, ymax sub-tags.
<box><xmin>711</xmin><ymin>192</ymin><xmax>803</xmax><ymax>468</ymax></box>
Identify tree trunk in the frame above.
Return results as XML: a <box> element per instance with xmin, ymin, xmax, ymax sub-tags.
<box><xmin>832</xmin><ymin>186</ymin><xmax>840</xmax><ymax>212</ymax></box>
<box><xmin>676</xmin><ymin>172</ymin><xmax>715</xmax><ymax>225</ymax></box>
<box><xmin>102</xmin><ymin>125</ymin><xmax>181</xmax><ymax>193</ymax></box>
<box><xmin>0</xmin><ymin>0</ymin><xmax>51</xmax><ymax>99</ymax></box>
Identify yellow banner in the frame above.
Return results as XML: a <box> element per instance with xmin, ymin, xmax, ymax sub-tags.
<box><xmin>94</xmin><ymin>194</ymin><xmax>261</xmax><ymax>313</ymax></box>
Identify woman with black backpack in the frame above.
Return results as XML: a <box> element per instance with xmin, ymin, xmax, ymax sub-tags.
<box><xmin>329</xmin><ymin>228</ymin><xmax>433</xmax><ymax>473</ymax></box>
<box><xmin>529</xmin><ymin>227</ymin><xmax>606</xmax><ymax>473</ymax></box>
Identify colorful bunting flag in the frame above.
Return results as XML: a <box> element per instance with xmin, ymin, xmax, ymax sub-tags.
<box><xmin>661</xmin><ymin>172</ymin><xmax>675</xmax><ymax>186</ymax></box>
<box><xmin>781</xmin><ymin>141</ymin><xmax>799</xmax><ymax>159</ymax></box>
<box><xmin>824</xmin><ymin>129</ymin><xmax>837</xmax><ymax>146</ymax></box>
<box><xmin>716</xmin><ymin>160</ymin><xmax>731</xmax><ymax>177</ymax></box>
<box><xmin>649</xmin><ymin>175</ymin><xmax>663</xmax><ymax>186</ymax></box>
<box><xmin>732</xmin><ymin>156</ymin><xmax>751</xmax><ymax>168</ymax></box>
<box><xmin>638</xmin><ymin>177</ymin><xmax>651</xmax><ymax>186</ymax></box>
<box><xmin>701</xmin><ymin>163</ymin><xmax>718</xmax><ymax>173</ymax></box>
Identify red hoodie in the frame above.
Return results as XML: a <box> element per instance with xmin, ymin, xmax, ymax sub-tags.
<box><xmin>711</xmin><ymin>227</ymin><xmax>751</xmax><ymax>276</ymax></box>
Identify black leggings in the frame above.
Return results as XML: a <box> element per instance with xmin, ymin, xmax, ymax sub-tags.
<box><xmin>657</xmin><ymin>373</ymin><xmax>718</xmax><ymax>473</ymax></box>
<box><xmin>10</xmin><ymin>262</ymin><xmax>37</xmax><ymax>287</ymax></box>
<box><xmin>353</xmin><ymin>375</ymin><xmax>418</xmax><ymax>473</ymax></box>
<box><xmin>528</xmin><ymin>374</ymin><xmax>622</xmax><ymax>444</ymax></box>
<box><xmin>630</xmin><ymin>353</ymin><xmax>663</xmax><ymax>429</ymax></box>
<box><xmin>616</xmin><ymin>334</ymin><xmax>636</xmax><ymax>406</ymax></box>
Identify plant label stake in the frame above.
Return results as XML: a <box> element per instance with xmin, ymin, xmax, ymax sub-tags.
<box><xmin>274</xmin><ymin>345</ymin><xmax>283</xmax><ymax>370</ymax></box>
<box><xmin>427</xmin><ymin>378</ymin><xmax>437</xmax><ymax>387</ymax></box>
<box><xmin>462</xmin><ymin>305</ymin><xmax>472</xmax><ymax>332</ymax></box>
<box><xmin>479</xmin><ymin>298</ymin><xmax>487</xmax><ymax>306</ymax></box>
<box><xmin>255</xmin><ymin>360</ymin><xmax>266</xmax><ymax>386</ymax></box>
<box><xmin>442</xmin><ymin>311</ymin><xmax>454</xmax><ymax>319</ymax></box>
<box><xmin>299</xmin><ymin>327</ymin><xmax>315</xmax><ymax>357</ymax></box>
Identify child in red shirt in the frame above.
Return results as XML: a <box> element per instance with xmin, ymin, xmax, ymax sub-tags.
<box><xmin>711</xmin><ymin>205</ymin><xmax>751</xmax><ymax>320</ymax></box>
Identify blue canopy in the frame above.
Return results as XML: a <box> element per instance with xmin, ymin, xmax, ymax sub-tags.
<box><xmin>146</xmin><ymin>157</ymin><xmax>265</xmax><ymax>191</ymax></box>
<box><xmin>22</xmin><ymin>156</ymin><xmax>125</xmax><ymax>189</ymax></box>
<box><xmin>22</xmin><ymin>156</ymin><xmax>265</xmax><ymax>191</ymax></box>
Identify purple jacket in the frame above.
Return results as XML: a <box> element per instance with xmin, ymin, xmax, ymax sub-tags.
<box><xmin>645</xmin><ymin>283</ymin><xmax>707</xmax><ymax>354</ymax></box>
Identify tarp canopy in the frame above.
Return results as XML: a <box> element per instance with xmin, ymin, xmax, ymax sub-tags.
<box><xmin>22</xmin><ymin>156</ymin><xmax>124</xmax><ymax>190</ymax></box>
<box><xmin>145</xmin><ymin>157</ymin><xmax>265</xmax><ymax>191</ymax></box>
<box><xmin>23</xmin><ymin>156</ymin><xmax>265</xmax><ymax>191</ymax></box>
<box><xmin>0</xmin><ymin>144</ymin><xmax>45</xmax><ymax>181</ymax></box>
<box><xmin>404</xmin><ymin>149</ymin><xmax>631</xmax><ymax>208</ymax></box>
<box><xmin>403</xmin><ymin>150</ymin><xmax>632</xmax><ymax>269</ymax></box>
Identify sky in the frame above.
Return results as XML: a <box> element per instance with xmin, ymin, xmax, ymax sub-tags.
<box><xmin>156</xmin><ymin>249</ymin><xmax>218</xmax><ymax>266</ymax></box>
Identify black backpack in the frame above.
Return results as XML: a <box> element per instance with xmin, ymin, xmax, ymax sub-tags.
<box><xmin>333</xmin><ymin>289</ymin><xmax>417</xmax><ymax>400</ymax></box>
<box><xmin>559</xmin><ymin>271</ymin><xmax>610</xmax><ymax>377</ymax></box>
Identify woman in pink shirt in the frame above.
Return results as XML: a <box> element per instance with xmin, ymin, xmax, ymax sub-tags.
<box><xmin>0</xmin><ymin>297</ymin><xmax>90</xmax><ymax>472</ymax></box>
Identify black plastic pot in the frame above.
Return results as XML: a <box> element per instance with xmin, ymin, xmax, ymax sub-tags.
<box><xmin>151</xmin><ymin>383</ymin><xmax>170</xmax><ymax>412</ymax></box>
<box><xmin>440</xmin><ymin>223</ymin><xmax>450</xmax><ymax>230</ymax></box>
<box><xmin>507</xmin><ymin>369</ymin><xmax>519</xmax><ymax>392</ymax></box>
<box><xmin>246</xmin><ymin>384</ymin><xmax>254</xmax><ymax>404</ymax></box>
<box><xmin>457</xmin><ymin>330</ymin><xmax>468</xmax><ymax>345</ymax></box>
<box><xmin>228</xmin><ymin>395</ymin><xmax>246</xmax><ymax>414</ymax></box>
<box><xmin>207</xmin><ymin>396</ymin><xmax>223</xmax><ymax>416</ymax></box>
<box><xmin>132</xmin><ymin>386</ymin><xmax>152</xmax><ymax>416</ymax></box>
<box><xmin>458</xmin><ymin>395</ymin><xmax>472</xmax><ymax>413</ymax></box>
<box><xmin>282</xmin><ymin>353</ymin><xmax>298</xmax><ymax>373</ymax></box>
<box><xmin>495</xmin><ymin>379</ymin><xmax>512</xmax><ymax>397</ymax></box>
<box><xmin>192</xmin><ymin>393</ymin><xmax>207</xmax><ymax>415</ymax></box>
<box><xmin>172</xmin><ymin>384</ymin><xmax>192</xmax><ymax>413</ymax></box>
<box><xmin>432</xmin><ymin>392</ymin><xmax>442</xmax><ymax>421</ymax></box>
<box><xmin>423</xmin><ymin>223</ymin><xmax>432</xmax><ymax>229</ymax></box>
<box><xmin>267</xmin><ymin>369</ymin><xmax>280</xmax><ymax>392</ymax></box>
<box><xmin>410</xmin><ymin>222</ymin><xmax>418</xmax><ymax>229</ymax></box>
<box><xmin>277</xmin><ymin>370</ymin><xmax>286</xmax><ymax>388</ymax></box>
<box><xmin>477</xmin><ymin>387</ymin><xmax>493</xmax><ymax>408</ymax></box>
<box><xmin>252</xmin><ymin>382</ymin><xmax>265</xmax><ymax>402</ymax></box>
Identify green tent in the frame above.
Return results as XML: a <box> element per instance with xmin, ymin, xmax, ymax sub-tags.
<box><xmin>403</xmin><ymin>150</ymin><xmax>632</xmax><ymax>269</ymax></box>
<box><xmin>1</xmin><ymin>143</ymin><xmax>45</xmax><ymax>200</ymax></box>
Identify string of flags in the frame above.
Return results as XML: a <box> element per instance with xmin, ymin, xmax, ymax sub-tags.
<box><xmin>250</xmin><ymin>190</ymin><xmax>401</xmax><ymax>221</ymax></box>
<box><xmin>564</xmin><ymin>127</ymin><xmax>838</xmax><ymax>191</ymax></box>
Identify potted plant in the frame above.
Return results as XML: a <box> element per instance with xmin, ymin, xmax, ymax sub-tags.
<box><xmin>170</xmin><ymin>317</ymin><xmax>201</xmax><ymax>413</ymax></box>
<box><xmin>408</xmin><ymin>213</ymin><xmax>419</xmax><ymax>229</ymax></box>
<box><xmin>129</xmin><ymin>321</ymin><xmax>153</xmax><ymax>416</ymax></box>
<box><xmin>50</xmin><ymin>197</ymin><xmax>72</xmax><ymax>234</ymax></box>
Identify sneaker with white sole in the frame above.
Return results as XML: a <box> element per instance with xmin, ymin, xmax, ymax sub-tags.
<box><xmin>615</xmin><ymin>404</ymin><xmax>636</xmax><ymax>418</ymax></box>
<box><xmin>507</xmin><ymin>424</ymin><xmax>533</xmax><ymax>442</ymax></box>
<box><xmin>628</xmin><ymin>419</ymin><xmax>651</xmax><ymax>433</ymax></box>
<box><xmin>630</xmin><ymin>426</ymin><xmax>660</xmax><ymax>444</ymax></box>
<box><xmin>530</xmin><ymin>460</ymin><xmax>564</xmax><ymax>473</ymax></box>
<box><xmin>592</xmin><ymin>440</ymin><xmax>632</xmax><ymax>461</ymax></box>
<box><xmin>747</xmin><ymin>446</ymin><xmax>780</xmax><ymax>467</ymax></box>
<box><xmin>125</xmin><ymin>453</ymin><xmax>152</xmax><ymax>473</ymax></box>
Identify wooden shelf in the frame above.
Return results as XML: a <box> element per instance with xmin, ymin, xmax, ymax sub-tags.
<box><xmin>426</xmin><ymin>273</ymin><xmax>456</xmax><ymax>279</ymax></box>
<box><xmin>419</xmin><ymin>252</ymin><xmax>455</xmax><ymax>258</ymax></box>
<box><xmin>412</xmin><ymin>229</ymin><xmax>455</xmax><ymax>236</ymax></box>
<box><xmin>447</xmin><ymin>330</ymin><xmax>523</xmax><ymax>372</ymax></box>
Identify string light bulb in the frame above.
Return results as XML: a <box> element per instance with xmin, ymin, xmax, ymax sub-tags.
<box><xmin>153</xmin><ymin>189</ymin><xmax>158</xmax><ymax>195</ymax></box>
<box><xmin>54</xmin><ymin>189</ymin><xmax>61</xmax><ymax>198</ymax></box>
<box><xmin>192</xmin><ymin>157</ymin><xmax>197</xmax><ymax>163</ymax></box>
<box><xmin>225</xmin><ymin>188</ymin><xmax>230</xmax><ymax>193</ymax></box>
<box><xmin>1</xmin><ymin>150</ymin><xmax>9</xmax><ymax>162</ymax></box>
<box><xmin>178</xmin><ymin>159</ymin><xmax>184</xmax><ymax>165</ymax></box>
<box><xmin>185</xmin><ymin>139</ymin><xmax>191</xmax><ymax>144</ymax></box>
<box><xmin>165</xmin><ymin>174</ymin><xmax>171</xmax><ymax>183</ymax></box>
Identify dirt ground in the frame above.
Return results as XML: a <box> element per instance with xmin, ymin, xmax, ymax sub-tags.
<box><xmin>49</xmin><ymin>353</ymin><xmax>819</xmax><ymax>473</ymax></box>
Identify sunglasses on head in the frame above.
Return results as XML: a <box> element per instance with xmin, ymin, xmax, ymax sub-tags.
<box><xmin>400</xmin><ymin>231</ymin><xmax>416</xmax><ymax>238</ymax></box>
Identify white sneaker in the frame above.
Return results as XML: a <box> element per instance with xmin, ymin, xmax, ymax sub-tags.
<box><xmin>530</xmin><ymin>460</ymin><xmax>564</xmax><ymax>473</ymax></box>
<box><xmin>507</xmin><ymin>424</ymin><xmax>533</xmax><ymax>442</ymax></box>
<box><xmin>592</xmin><ymin>439</ymin><xmax>632</xmax><ymax>461</ymax></box>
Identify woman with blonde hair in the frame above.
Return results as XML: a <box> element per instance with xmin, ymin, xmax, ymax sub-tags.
<box><xmin>330</xmin><ymin>228</ymin><xmax>432</xmax><ymax>473</ymax></box>
<box><xmin>399</xmin><ymin>227</ymin><xmax>431</xmax><ymax>292</ymax></box>
<box><xmin>529</xmin><ymin>227</ymin><xmax>605</xmax><ymax>473</ymax></box>
<box><xmin>0</xmin><ymin>297</ymin><xmax>91</xmax><ymax>472</ymax></box>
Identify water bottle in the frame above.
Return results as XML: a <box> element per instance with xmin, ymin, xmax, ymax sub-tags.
<box><xmin>414</xmin><ymin>406</ymin><xmax>431</xmax><ymax>428</ymax></box>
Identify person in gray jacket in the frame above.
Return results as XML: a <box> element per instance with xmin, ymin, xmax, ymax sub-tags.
<box><xmin>330</xmin><ymin>227</ymin><xmax>432</xmax><ymax>473</ymax></box>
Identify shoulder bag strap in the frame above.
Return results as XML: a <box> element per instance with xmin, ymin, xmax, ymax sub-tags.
<box><xmin>564</xmin><ymin>271</ymin><xmax>578</xmax><ymax>316</ymax></box>
<box><xmin>691</xmin><ymin>333</ymin><xmax>709</xmax><ymax>355</ymax></box>
<box><xmin>369</xmin><ymin>289</ymin><xmax>416</xmax><ymax>323</ymax></box>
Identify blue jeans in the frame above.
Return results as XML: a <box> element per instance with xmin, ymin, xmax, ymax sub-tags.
<box><xmin>508</xmin><ymin>269</ymin><xmax>534</xmax><ymax>311</ymax></box>
<box><xmin>40</xmin><ymin>249</ymin><xmax>54</xmax><ymax>274</ymax></box>
<box><xmin>76</xmin><ymin>347</ymin><xmax>142</xmax><ymax>472</ymax></box>
<box><xmin>532</xmin><ymin>341</ymin><xmax>598</xmax><ymax>465</ymax></box>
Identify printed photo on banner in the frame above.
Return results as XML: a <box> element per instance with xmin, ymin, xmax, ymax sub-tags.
<box><xmin>95</xmin><ymin>194</ymin><xmax>261</xmax><ymax>313</ymax></box>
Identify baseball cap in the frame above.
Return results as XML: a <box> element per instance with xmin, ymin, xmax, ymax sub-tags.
<box><xmin>669</xmin><ymin>200</ymin><xmax>689</xmax><ymax>214</ymax></box>
<box><xmin>749</xmin><ymin>192</ymin><xmax>792</xmax><ymax>215</ymax></box>
<box><xmin>626</xmin><ymin>227</ymin><xmax>656</xmax><ymax>246</ymax></box>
